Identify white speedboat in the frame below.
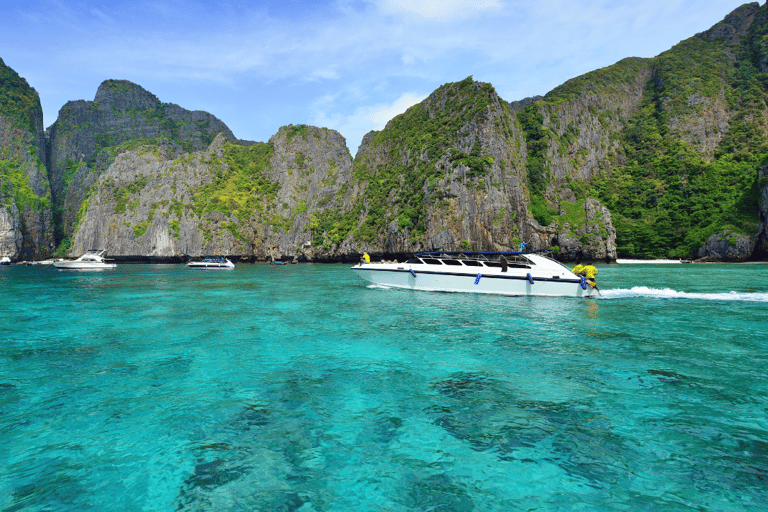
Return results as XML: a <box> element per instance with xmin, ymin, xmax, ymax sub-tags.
<box><xmin>187</xmin><ymin>258</ymin><xmax>235</xmax><ymax>270</ymax></box>
<box><xmin>53</xmin><ymin>250</ymin><xmax>117</xmax><ymax>270</ymax></box>
<box><xmin>352</xmin><ymin>250</ymin><xmax>599</xmax><ymax>298</ymax></box>
<box><xmin>0</xmin><ymin>256</ymin><xmax>10</xmax><ymax>265</ymax></box>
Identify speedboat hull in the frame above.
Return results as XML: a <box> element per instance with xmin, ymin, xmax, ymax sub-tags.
<box><xmin>53</xmin><ymin>261</ymin><xmax>116</xmax><ymax>270</ymax></box>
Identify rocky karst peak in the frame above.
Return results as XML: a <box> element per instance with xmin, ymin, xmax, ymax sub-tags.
<box><xmin>93</xmin><ymin>79</ymin><xmax>162</xmax><ymax>112</ymax></box>
<box><xmin>695</xmin><ymin>2</ymin><xmax>760</xmax><ymax>43</ymax></box>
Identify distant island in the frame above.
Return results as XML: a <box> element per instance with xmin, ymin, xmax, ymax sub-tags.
<box><xmin>2</xmin><ymin>2</ymin><xmax>768</xmax><ymax>263</ymax></box>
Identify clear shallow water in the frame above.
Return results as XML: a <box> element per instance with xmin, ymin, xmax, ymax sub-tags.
<box><xmin>1</xmin><ymin>263</ymin><xmax>767</xmax><ymax>511</ymax></box>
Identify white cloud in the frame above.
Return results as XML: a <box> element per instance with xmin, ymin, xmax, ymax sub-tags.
<box><xmin>364</xmin><ymin>92</ymin><xmax>426</xmax><ymax>127</ymax></box>
<box><xmin>311</xmin><ymin>91</ymin><xmax>427</xmax><ymax>153</ymax></box>
<box><xmin>378</xmin><ymin>0</ymin><xmax>502</xmax><ymax>20</ymax></box>
<box><xmin>6</xmin><ymin>0</ymin><xmax>752</xmax><ymax>143</ymax></box>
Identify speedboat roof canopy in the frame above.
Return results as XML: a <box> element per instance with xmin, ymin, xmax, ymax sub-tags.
<box><xmin>414</xmin><ymin>249</ymin><xmax>554</xmax><ymax>261</ymax></box>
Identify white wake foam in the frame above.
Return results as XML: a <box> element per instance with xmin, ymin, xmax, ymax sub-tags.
<box><xmin>599</xmin><ymin>286</ymin><xmax>768</xmax><ymax>302</ymax></box>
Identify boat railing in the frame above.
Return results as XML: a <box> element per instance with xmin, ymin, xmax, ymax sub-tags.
<box><xmin>414</xmin><ymin>249</ymin><xmax>553</xmax><ymax>266</ymax></box>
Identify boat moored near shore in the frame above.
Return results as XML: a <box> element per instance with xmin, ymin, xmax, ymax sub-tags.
<box><xmin>53</xmin><ymin>250</ymin><xmax>117</xmax><ymax>270</ymax></box>
<box><xmin>187</xmin><ymin>257</ymin><xmax>235</xmax><ymax>270</ymax></box>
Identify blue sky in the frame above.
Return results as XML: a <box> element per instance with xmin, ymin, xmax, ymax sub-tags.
<box><xmin>1</xmin><ymin>0</ymin><xmax>755</xmax><ymax>154</ymax></box>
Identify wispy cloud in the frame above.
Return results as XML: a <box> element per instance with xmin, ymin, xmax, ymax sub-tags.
<box><xmin>1</xmin><ymin>0</ymin><xmax>753</xmax><ymax>150</ymax></box>
<box><xmin>378</xmin><ymin>0</ymin><xmax>502</xmax><ymax>20</ymax></box>
<box><xmin>311</xmin><ymin>91</ymin><xmax>427</xmax><ymax>153</ymax></box>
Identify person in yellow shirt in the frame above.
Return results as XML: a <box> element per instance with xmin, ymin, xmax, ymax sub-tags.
<box><xmin>572</xmin><ymin>263</ymin><xmax>598</xmax><ymax>289</ymax></box>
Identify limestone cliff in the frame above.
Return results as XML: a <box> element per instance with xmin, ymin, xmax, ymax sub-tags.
<box><xmin>71</xmin><ymin>127</ymin><xmax>356</xmax><ymax>261</ymax></box>
<box><xmin>9</xmin><ymin>2</ymin><xmax>768</xmax><ymax>263</ymax></box>
<box><xmin>754</xmin><ymin>165</ymin><xmax>768</xmax><ymax>259</ymax></box>
<box><xmin>0</xmin><ymin>58</ymin><xmax>54</xmax><ymax>260</ymax></box>
<box><xmin>514</xmin><ymin>1</ymin><xmax>768</xmax><ymax>261</ymax></box>
<box><xmin>47</xmin><ymin>79</ymin><xmax>237</xmax><ymax>249</ymax></box>
<box><xmin>316</xmin><ymin>77</ymin><xmax>617</xmax><ymax>262</ymax></box>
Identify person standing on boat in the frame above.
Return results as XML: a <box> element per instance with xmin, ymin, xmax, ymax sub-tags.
<box><xmin>571</xmin><ymin>263</ymin><xmax>598</xmax><ymax>289</ymax></box>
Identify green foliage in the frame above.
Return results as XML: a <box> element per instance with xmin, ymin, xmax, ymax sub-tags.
<box><xmin>285</xmin><ymin>124</ymin><xmax>309</xmax><ymax>142</ymax></box>
<box><xmin>54</xmin><ymin>237</ymin><xmax>72</xmax><ymax>258</ymax></box>
<box><xmin>133</xmin><ymin>203</ymin><xmax>158</xmax><ymax>238</ymax></box>
<box><xmin>169</xmin><ymin>219</ymin><xmax>180</xmax><ymax>239</ymax></box>
<box><xmin>0</xmin><ymin>153</ymin><xmax>50</xmax><ymax>213</ymax></box>
<box><xmin>517</xmin><ymin>104</ymin><xmax>558</xmax><ymax>224</ymax></box>
<box><xmin>111</xmin><ymin>175</ymin><xmax>149</xmax><ymax>214</ymax></box>
<box><xmin>192</xmin><ymin>141</ymin><xmax>279</xmax><ymax>223</ymax></box>
<box><xmin>0</xmin><ymin>59</ymin><xmax>40</xmax><ymax>132</ymax></box>
<box><xmin>344</xmin><ymin>77</ymin><xmax>501</xmax><ymax>245</ymax></box>
<box><xmin>593</xmin><ymin>89</ymin><xmax>764</xmax><ymax>258</ymax></box>
<box><xmin>529</xmin><ymin>195</ymin><xmax>554</xmax><ymax>226</ymax></box>
<box><xmin>63</xmin><ymin>159</ymin><xmax>83</xmax><ymax>188</ymax></box>
<box><xmin>309</xmin><ymin>206</ymin><xmax>360</xmax><ymax>247</ymax></box>
<box><xmin>515</xmin><ymin>23</ymin><xmax>766</xmax><ymax>258</ymax></box>
<box><xmin>133</xmin><ymin>220</ymin><xmax>150</xmax><ymax>238</ymax></box>
<box><xmin>545</xmin><ymin>57</ymin><xmax>649</xmax><ymax>107</ymax></box>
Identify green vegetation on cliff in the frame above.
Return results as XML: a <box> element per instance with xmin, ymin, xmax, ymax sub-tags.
<box><xmin>342</xmin><ymin>77</ymin><xmax>501</xmax><ymax>245</ymax></box>
<box><xmin>0</xmin><ymin>59</ymin><xmax>51</xmax><ymax>220</ymax></box>
<box><xmin>517</xmin><ymin>106</ymin><xmax>555</xmax><ymax>226</ymax></box>
<box><xmin>0</xmin><ymin>150</ymin><xmax>51</xmax><ymax>214</ymax></box>
<box><xmin>0</xmin><ymin>58</ymin><xmax>40</xmax><ymax>133</ymax></box>
<box><xmin>193</xmin><ymin>141</ymin><xmax>279</xmax><ymax>223</ymax></box>
<box><xmin>513</xmin><ymin>4</ymin><xmax>767</xmax><ymax>258</ymax></box>
<box><xmin>591</xmin><ymin>27</ymin><xmax>764</xmax><ymax>257</ymax></box>
<box><xmin>50</xmin><ymin>80</ymin><xmax>234</xmax><ymax>250</ymax></box>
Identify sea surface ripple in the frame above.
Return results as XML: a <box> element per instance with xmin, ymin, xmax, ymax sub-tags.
<box><xmin>1</xmin><ymin>263</ymin><xmax>767</xmax><ymax>511</ymax></box>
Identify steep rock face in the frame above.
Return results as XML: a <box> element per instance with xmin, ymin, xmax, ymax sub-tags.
<box><xmin>519</xmin><ymin>1</ymin><xmax>768</xmax><ymax>261</ymax></box>
<box><xmin>0</xmin><ymin>58</ymin><xmax>54</xmax><ymax>260</ymax></box>
<box><xmin>554</xmin><ymin>197</ymin><xmax>617</xmax><ymax>261</ymax></box>
<box><xmin>347</xmin><ymin>79</ymin><xmax>533</xmax><ymax>254</ymax></box>
<box><xmin>47</xmin><ymin>79</ymin><xmax>236</xmax><ymax>245</ymax></box>
<box><xmin>755</xmin><ymin>165</ymin><xmax>768</xmax><ymax>258</ymax></box>
<box><xmin>539</xmin><ymin>58</ymin><xmax>652</xmax><ymax>183</ymax></box>
<box><xmin>71</xmin><ymin>127</ymin><xmax>356</xmax><ymax>261</ymax></box>
<box><xmin>337</xmin><ymin>78</ymin><xmax>616</xmax><ymax>261</ymax></box>
<box><xmin>0</xmin><ymin>198</ymin><xmax>22</xmax><ymax>256</ymax></box>
<box><xmin>660</xmin><ymin>3</ymin><xmax>762</xmax><ymax>161</ymax></box>
<box><xmin>694</xmin><ymin>230</ymin><xmax>755</xmax><ymax>261</ymax></box>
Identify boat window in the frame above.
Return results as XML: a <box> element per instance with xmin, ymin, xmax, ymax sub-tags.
<box><xmin>421</xmin><ymin>258</ymin><xmax>443</xmax><ymax>265</ymax></box>
<box><xmin>484</xmin><ymin>262</ymin><xmax>502</xmax><ymax>268</ymax></box>
<box><xmin>461</xmin><ymin>260</ymin><xmax>483</xmax><ymax>267</ymax></box>
<box><xmin>441</xmin><ymin>259</ymin><xmax>463</xmax><ymax>266</ymax></box>
<box><xmin>405</xmin><ymin>258</ymin><xmax>422</xmax><ymax>264</ymax></box>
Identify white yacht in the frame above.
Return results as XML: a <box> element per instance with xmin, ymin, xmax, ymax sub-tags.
<box><xmin>187</xmin><ymin>257</ymin><xmax>235</xmax><ymax>270</ymax></box>
<box><xmin>0</xmin><ymin>256</ymin><xmax>10</xmax><ymax>265</ymax></box>
<box><xmin>352</xmin><ymin>250</ymin><xmax>599</xmax><ymax>298</ymax></box>
<box><xmin>53</xmin><ymin>250</ymin><xmax>117</xmax><ymax>270</ymax></box>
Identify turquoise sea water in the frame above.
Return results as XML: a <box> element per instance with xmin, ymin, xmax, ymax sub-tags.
<box><xmin>1</xmin><ymin>263</ymin><xmax>767</xmax><ymax>511</ymax></box>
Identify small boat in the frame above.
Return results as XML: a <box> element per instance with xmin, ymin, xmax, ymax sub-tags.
<box><xmin>0</xmin><ymin>256</ymin><xmax>10</xmax><ymax>265</ymax></box>
<box><xmin>187</xmin><ymin>257</ymin><xmax>235</xmax><ymax>270</ymax></box>
<box><xmin>53</xmin><ymin>250</ymin><xmax>117</xmax><ymax>270</ymax></box>
<box><xmin>351</xmin><ymin>250</ymin><xmax>599</xmax><ymax>298</ymax></box>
